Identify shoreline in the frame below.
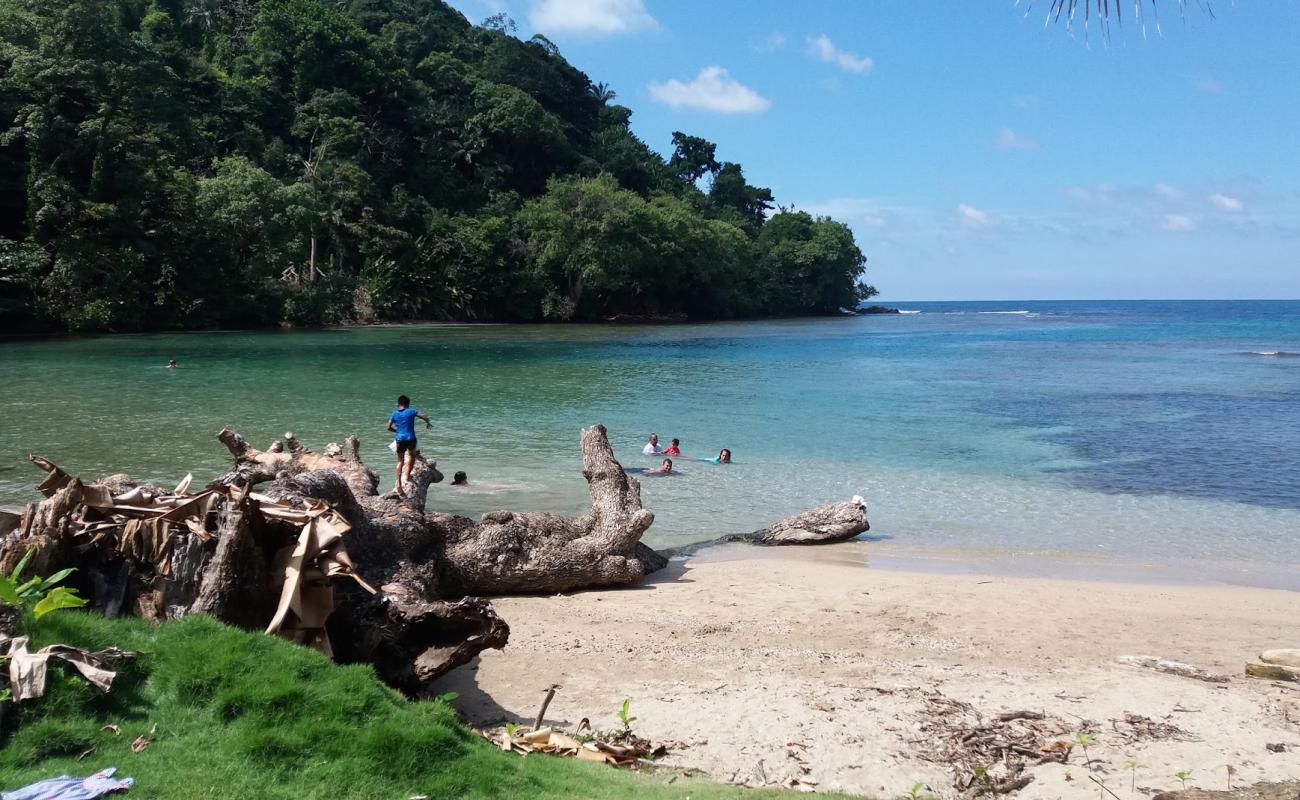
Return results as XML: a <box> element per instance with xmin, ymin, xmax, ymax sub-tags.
<box><xmin>444</xmin><ymin>544</ymin><xmax>1300</xmax><ymax>798</ymax></box>
<box><xmin>678</xmin><ymin>538</ymin><xmax>1300</xmax><ymax>593</ymax></box>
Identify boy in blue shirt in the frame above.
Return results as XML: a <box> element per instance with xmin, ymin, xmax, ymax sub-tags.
<box><xmin>387</xmin><ymin>394</ymin><xmax>432</xmax><ymax>496</ymax></box>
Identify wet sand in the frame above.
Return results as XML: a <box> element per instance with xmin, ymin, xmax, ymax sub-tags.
<box><xmin>443</xmin><ymin>543</ymin><xmax>1300</xmax><ymax>798</ymax></box>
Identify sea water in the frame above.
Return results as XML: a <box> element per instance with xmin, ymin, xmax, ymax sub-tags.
<box><xmin>1</xmin><ymin>300</ymin><xmax>1297</xmax><ymax>587</ymax></box>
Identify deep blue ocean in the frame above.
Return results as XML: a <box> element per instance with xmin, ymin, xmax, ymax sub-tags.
<box><xmin>2</xmin><ymin>299</ymin><xmax>1297</xmax><ymax>586</ymax></box>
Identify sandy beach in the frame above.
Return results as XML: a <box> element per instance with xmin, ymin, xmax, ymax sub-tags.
<box><xmin>444</xmin><ymin>543</ymin><xmax>1300</xmax><ymax>798</ymax></box>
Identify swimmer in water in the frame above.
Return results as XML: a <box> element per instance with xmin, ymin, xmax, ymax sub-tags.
<box><xmin>700</xmin><ymin>448</ymin><xmax>731</xmax><ymax>464</ymax></box>
<box><xmin>646</xmin><ymin>458</ymin><xmax>673</xmax><ymax>475</ymax></box>
<box><xmin>451</xmin><ymin>471</ymin><xmax>468</xmax><ymax>486</ymax></box>
<box><xmin>167</xmin><ymin>359</ymin><xmax>178</xmax><ymax>369</ymax></box>
<box><xmin>663</xmin><ymin>438</ymin><xmax>681</xmax><ymax>456</ymax></box>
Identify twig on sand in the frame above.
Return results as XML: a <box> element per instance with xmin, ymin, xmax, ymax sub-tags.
<box><xmin>533</xmin><ymin>684</ymin><xmax>560</xmax><ymax>732</ymax></box>
<box><xmin>1090</xmin><ymin>774</ymin><xmax>1124</xmax><ymax>800</ymax></box>
<box><xmin>997</xmin><ymin>710</ymin><xmax>1045</xmax><ymax>722</ymax></box>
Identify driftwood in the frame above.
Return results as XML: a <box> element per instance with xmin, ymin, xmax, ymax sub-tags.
<box><xmin>1152</xmin><ymin>782</ymin><xmax>1300</xmax><ymax>800</ymax></box>
<box><xmin>752</xmin><ymin>495</ymin><xmax>870</xmax><ymax>545</ymax></box>
<box><xmin>1259</xmin><ymin>649</ymin><xmax>1300</xmax><ymax>668</ymax></box>
<box><xmin>665</xmin><ymin>496</ymin><xmax>872</xmax><ymax>557</ymax></box>
<box><xmin>910</xmin><ymin>690</ymin><xmax>1074</xmax><ymax>796</ymax></box>
<box><xmin>0</xmin><ymin>423</ymin><xmax>672</xmax><ymax>692</ymax></box>
<box><xmin>427</xmin><ymin>424</ymin><xmax>662</xmax><ymax>595</ymax></box>
<box><xmin>1245</xmin><ymin>663</ymin><xmax>1300</xmax><ymax>683</ymax></box>
<box><xmin>1117</xmin><ymin>656</ymin><xmax>1230</xmax><ymax>683</ymax></box>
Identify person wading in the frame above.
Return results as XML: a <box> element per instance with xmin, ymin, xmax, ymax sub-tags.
<box><xmin>387</xmin><ymin>394</ymin><xmax>431</xmax><ymax>497</ymax></box>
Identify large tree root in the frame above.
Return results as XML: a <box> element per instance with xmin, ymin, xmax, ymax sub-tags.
<box><xmin>0</xmin><ymin>423</ymin><xmax>669</xmax><ymax>693</ymax></box>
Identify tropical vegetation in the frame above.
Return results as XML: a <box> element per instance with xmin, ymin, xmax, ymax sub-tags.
<box><xmin>0</xmin><ymin>0</ymin><xmax>874</xmax><ymax>333</ymax></box>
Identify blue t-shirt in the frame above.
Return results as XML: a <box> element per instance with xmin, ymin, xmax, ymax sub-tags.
<box><xmin>390</xmin><ymin>408</ymin><xmax>420</xmax><ymax>441</ymax></box>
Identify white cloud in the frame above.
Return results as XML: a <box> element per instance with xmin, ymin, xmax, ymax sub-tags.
<box><xmin>1208</xmin><ymin>193</ymin><xmax>1244</xmax><ymax>212</ymax></box>
<box><xmin>958</xmin><ymin>203</ymin><xmax>991</xmax><ymax>228</ymax></box>
<box><xmin>805</xmin><ymin>34</ymin><xmax>873</xmax><ymax>75</ymax></box>
<box><xmin>995</xmin><ymin>127</ymin><xmax>1036</xmax><ymax>151</ymax></box>
<box><xmin>1064</xmin><ymin>183</ymin><xmax>1117</xmax><ymax>204</ymax></box>
<box><xmin>1163</xmin><ymin>213</ymin><xmax>1196</xmax><ymax>232</ymax></box>
<box><xmin>1154</xmin><ymin>183</ymin><xmax>1185</xmax><ymax>201</ymax></box>
<box><xmin>648</xmin><ymin>67</ymin><xmax>771</xmax><ymax>114</ymax></box>
<box><xmin>529</xmin><ymin>0</ymin><xmax>656</xmax><ymax>36</ymax></box>
<box><xmin>753</xmin><ymin>32</ymin><xmax>786</xmax><ymax>53</ymax></box>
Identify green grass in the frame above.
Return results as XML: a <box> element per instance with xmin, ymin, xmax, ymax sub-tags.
<box><xmin>1</xmin><ymin>613</ymin><xmax>848</xmax><ymax>799</ymax></box>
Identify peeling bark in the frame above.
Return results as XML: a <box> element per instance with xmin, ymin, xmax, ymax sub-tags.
<box><xmin>753</xmin><ymin>496</ymin><xmax>870</xmax><ymax>545</ymax></box>
<box><xmin>0</xmin><ymin>422</ymin><xmax>669</xmax><ymax>695</ymax></box>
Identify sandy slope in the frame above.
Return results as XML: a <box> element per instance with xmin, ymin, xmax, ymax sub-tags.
<box><xmin>442</xmin><ymin>543</ymin><xmax>1300</xmax><ymax>798</ymax></box>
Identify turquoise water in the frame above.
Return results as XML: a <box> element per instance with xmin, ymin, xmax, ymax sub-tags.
<box><xmin>2</xmin><ymin>300</ymin><xmax>1298</xmax><ymax>587</ymax></box>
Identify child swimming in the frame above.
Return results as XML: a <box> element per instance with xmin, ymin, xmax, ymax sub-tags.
<box><xmin>699</xmin><ymin>448</ymin><xmax>731</xmax><ymax>464</ymax></box>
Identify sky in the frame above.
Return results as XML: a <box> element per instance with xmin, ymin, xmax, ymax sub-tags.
<box><xmin>446</xmin><ymin>0</ymin><xmax>1300</xmax><ymax>301</ymax></box>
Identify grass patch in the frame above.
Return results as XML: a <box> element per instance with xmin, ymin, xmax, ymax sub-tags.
<box><xmin>1</xmin><ymin>613</ymin><xmax>845</xmax><ymax>799</ymax></box>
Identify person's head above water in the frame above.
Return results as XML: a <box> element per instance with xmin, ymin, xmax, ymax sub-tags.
<box><xmin>167</xmin><ymin>359</ymin><xmax>177</xmax><ymax>368</ymax></box>
<box><xmin>647</xmin><ymin>433</ymin><xmax>659</xmax><ymax>445</ymax></box>
<box><xmin>452</xmin><ymin>471</ymin><xmax>468</xmax><ymax>486</ymax></box>
<box><xmin>719</xmin><ymin>449</ymin><xmax>731</xmax><ymax>463</ymax></box>
<box><xmin>396</xmin><ymin>394</ymin><xmax>410</xmax><ymax>409</ymax></box>
<box><xmin>670</xmin><ymin>438</ymin><xmax>680</xmax><ymax>447</ymax></box>
<box><xmin>661</xmin><ymin>458</ymin><xmax>673</xmax><ymax>473</ymax></box>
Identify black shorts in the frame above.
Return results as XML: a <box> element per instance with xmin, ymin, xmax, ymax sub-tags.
<box><xmin>395</xmin><ymin>438</ymin><xmax>418</xmax><ymax>455</ymax></box>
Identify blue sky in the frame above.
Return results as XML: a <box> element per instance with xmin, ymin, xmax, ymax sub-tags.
<box><xmin>447</xmin><ymin>0</ymin><xmax>1300</xmax><ymax>300</ymax></box>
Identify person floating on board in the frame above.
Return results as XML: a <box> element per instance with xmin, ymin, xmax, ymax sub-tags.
<box><xmin>166</xmin><ymin>359</ymin><xmax>178</xmax><ymax>369</ymax></box>
<box><xmin>451</xmin><ymin>471</ymin><xmax>468</xmax><ymax>486</ymax></box>
<box><xmin>700</xmin><ymin>448</ymin><xmax>732</xmax><ymax>464</ymax></box>
<box><xmin>646</xmin><ymin>458</ymin><xmax>673</xmax><ymax>475</ymax></box>
<box><xmin>642</xmin><ymin>433</ymin><xmax>664</xmax><ymax>455</ymax></box>
<box><xmin>387</xmin><ymin>394</ymin><xmax>431</xmax><ymax>497</ymax></box>
<box><xmin>664</xmin><ymin>438</ymin><xmax>681</xmax><ymax>456</ymax></box>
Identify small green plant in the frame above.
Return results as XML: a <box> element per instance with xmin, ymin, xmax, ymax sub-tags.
<box><xmin>1074</xmin><ymin>731</ymin><xmax>1097</xmax><ymax>771</ymax></box>
<box><xmin>1173</xmin><ymin>769</ymin><xmax>1194</xmax><ymax>790</ymax></box>
<box><xmin>617</xmin><ymin>698</ymin><xmax>635</xmax><ymax>732</ymax></box>
<box><xmin>0</xmin><ymin>548</ymin><xmax>87</xmax><ymax>627</ymax></box>
<box><xmin>504</xmin><ymin>722</ymin><xmax>521</xmax><ymax>738</ymax></box>
<box><xmin>1122</xmin><ymin>759</ymin><xmax>1145</xmax><ymax>792</ymax></box>
<box><xmin>897</xmin><ymin>782</ymin><xmax>940</xmax><ymax>800</ymax></box>
<box><xmin>1225</xmin><ymin>764</ymin><xmax>1237</xmax><ymax>790</ymax></box>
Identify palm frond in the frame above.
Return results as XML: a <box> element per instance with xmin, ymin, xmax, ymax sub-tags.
<box><xmin>1017</xmin><ymin>0</ymin><xmax>1215</xmax><ymax>41</ymax></box>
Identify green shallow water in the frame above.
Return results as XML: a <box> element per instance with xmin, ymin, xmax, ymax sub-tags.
<box><xmin>3</xmin><ymin>302</ymin><xmax>1299</xmax><ymax>589</ymax></box>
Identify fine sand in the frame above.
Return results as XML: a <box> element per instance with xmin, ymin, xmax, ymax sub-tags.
<box><xmin>443</xmin><ymin>542</ymin><xmax>1300</xmax><ymax>798</ymax></box>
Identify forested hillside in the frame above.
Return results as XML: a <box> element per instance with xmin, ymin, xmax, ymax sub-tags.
<box><xmin>0</xmin><ymin>0</ymin><xmax>874</xmax><ymax>332</ymax></box>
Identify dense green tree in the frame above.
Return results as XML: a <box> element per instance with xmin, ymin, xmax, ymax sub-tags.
<box><xmin>667</xmin><ymin>131</ymin><xmax>721</xmax><ymax>185</ymax></box>
<box><xmin>755</xmin><ymin>212</ymin><xmax>875</xmax><ymax>315</ymax></box>
<box><xmin>707</xmin><ymin>162</ymin><xmax>773</xmax><ymax>235</ymax></box>
<box><xmin>0</xmin><ymin>0</ymin><xmax>873</xmax><ymax>332</ymax></box>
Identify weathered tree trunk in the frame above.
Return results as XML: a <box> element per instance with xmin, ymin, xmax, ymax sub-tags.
<box><xmin>327</xmin><ymin>583</ymin><xmax>509</xmax><ymax>693</ymax></box>
<box><xmin>214</xmin><ymin>429</ymin><xmax>383</xmax><ymax>498</ymax></box>
<box><xmin>1152</xmin><ymin>783</ymin><xmax>1300</xmax><ymax>800</ymax></box>
<box><xmin>191</xmin><ymin>495</ymin><xmax>271</xmax><ymax>630</ymax></box>
<box><xmin>752</xmin><ymin>496</ymin><xmax>870</xmax><ymax>545</ymax></box>
<box><xmin>0</xmin><ymin>422</ymin><xmax>668</xmax><ymax>695</ymax></box>
<box><xmin>661</xmin><ymin>497</ymin><xmax>872</xmax><ymax>557</ymax></box>
<box><xmin>428</xmin><ymin>424</ymin><xmax>661</xmax><ymax>595</ymax></box>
